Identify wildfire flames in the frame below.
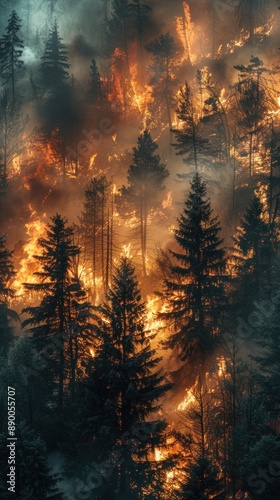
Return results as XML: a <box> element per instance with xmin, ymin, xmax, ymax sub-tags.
<box><xmin>12</xmin><ymin>212</ymin><xmax>46</xmax><ymax>301</ymax></box>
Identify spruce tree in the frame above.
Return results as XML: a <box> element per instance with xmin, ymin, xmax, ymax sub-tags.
<box><xmin>232</xmin><ymin>195</ymin><xmax>274</xmax><ymax>316</ymax></box>
<box><xmin>80</xmin><ymin>176</ymin><xmax>112</xmax><ymax>299</ymax></box>
<box><xmin>88</xmin><ymin>58</ymin><xmax>104</xmax><ymax>103</ymax></box>
<box><xmin>22</xmin><ymin>214</ymin><xmax>93</xmax><ymax>412</ymax></box>
<box><xmin>161</xmin><ymin>174</ymin><xmax>227</xmax><ymax>383</ymax></box>
<box><xmin>40</xmin><ymin>21</ymin><xmax>69</xmax><ymax>93</ymax></box>
<box><xmin>253</xmin><ymin>292</ymin><xmax>280</xmax><ymax>430</ymax></box>
<box><xmin>0</xmin><ymin>10</ymin><xmax>24</xmax><ymax>104</ymax></box>
<box><xmin>74</xmin><ymin>257</ymin><xmax>172</xmax><ymax>498</ymax></box>
<box><xmin>120</xmin><ymin>130</ymin><xmax>169</xmax><ymax>276</ymax></box>
<box><xmin>179</xmin><ymin>457</ymin><xmax>223</xmax><ymax>500</ymax></box>
<box><xmin>0</xmin><ymin>233</ymin><xmax>17</xmax><ymax>353</ymax></box>
<box><xmin>172</xmin><ymin>82</ymin><xmax>209</xmax><ymax>175</ymax></box>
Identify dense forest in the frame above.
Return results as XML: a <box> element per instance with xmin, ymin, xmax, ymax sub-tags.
<box><xmin>0</xmin><ymin>0</ymin><xmax>280</xmax><ymax>498</ymax></box>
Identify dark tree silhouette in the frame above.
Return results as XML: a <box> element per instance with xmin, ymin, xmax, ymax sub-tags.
<box><xmin>121</xmin><ymin>130</ymin><xmax>169</xmax><ymax>277</ymax></box>
<box><xmin>0</xmin><ymin>10</ymin><xmax>24</xmax><ymax>104</ymax></box>
<box><xmin>161</xmin><ymin>174</ymin><xmax>227</xmax><ymax>384</ymax></box>
<box><xmin>22</xmin><ymin>214</ymin><xmax>93</xmax><ymax>412</ymax></box>
<box><xmin>0</xmin><ymin>89</ymin><xmax>25</xmax><ymax>183</ymax></box>
<box><xmin>232</xmin><ymin>195</ymin><xmax>274</xmax><ymax>315</ymax></box>
<box><xmin>0</xmin><ymin>233</ymin><xmax>17</xmax><ymax>353</ymax></box>
<box><xmin>88</xmin><ymin>58</ymin><xmax>104</xmax><ymax>103</ymax></box>
<box><xmin>146</xmin><ymin>32</ymin><xmax>177</xmax><ymax>138</ymax></box>
<box><xmin>172</xmin><ymin>81</ymin><xmax>209</xmax><ymax>175</ymax></box>
<box><xmin>80</xmin><ymin>176</ymin><xmax>112</xmax><ymax>299</ymax></box>
<box><xmin>74</xmin><ymin>257</ymin><xmax>173</xmax><ymax>498</ymax></box>
<box><xmin>40</xmin><ymin>20</ymin><xmax>69</xmax><ymax>93</ymax></box>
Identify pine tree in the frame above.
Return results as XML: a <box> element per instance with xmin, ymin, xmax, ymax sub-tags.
<box><xmin>0</xmin><ymin>88</ymin><xmax>25</xmax><ymax>182</ymax></box>
<box><xmin>80</xmin><ymin>176</ymin><xmax>112</xmax><ymax>299</ymax></box>
<box><xmin>176</xmin><ymin>377</ymin><xmax>223</xmax><ymax>499</ymax></box>
<box><xmin>120</xmin><ymin>130</ymin><xmax>169</xmax><ymax>277</ymax></box>
<box><xmin>161</xmin><ymin>174</ymin><xmax>227</xmax><ymax>384</ymax></box>
<box><xmin>197</xmin><ymin>68</ymin><xmax>231</xmax><ymax>164</ymax></box>
<box><xmin>6</xmin><ymin>335</ymin><xmax>48</xmax><ymax>428</ymax></box>
<box><xmin>108</xmin><ymin>0</ymin><xmax>133</xmax><ymax>64</ymax></box>
<box><xmin>0</xmin><ymin>421</ymin><xmax>64</xmax><ymax>498</ymax></box>
<box><xmin>40</xmin><ymin>21</ymin><xmax>69</xmax><ymax>93</ymax></box>
<box><xmin>232</xmin><ymin>195</ymin><xmax>274</xmax><ymax>316</ymax></box>
<box><xmin>131</xmin><ymin>0</ymin><xmax>152</xmax><ymax>64</ymax></box>
<box><xmin>0</xmin><ymin>233</ymin><xmax>17</xmax><ymax>353</ymax></box>
<box><xmin>74</xmin><ymin>258</ymin><xmax>172</xmax><ymax>498</ymax></box>
<box><xmin>0</xmin><ymin>10</ymin><xmax>24</xmax><ymax>104</ymax></box>
<box><xmin>172</xmin><ymin>82</ymin><xmax>209</xmax><ymax>175</ymax></box>
<box><xmin>22</xmin><ymin>214</ymin><xmax>93</xmax><ymax>412</ymax></box>
<box><xmin>253</xmin><ymin>292</ymin><xmax>280</xmax><ymax>431</ymax></box>
<box><xmin>232</xmin><ymin>56</ymin><xmax>275</xmax><ymax>177</ymax></box>
<box><xmin>179</xmin><ymin>456</ymin><xmax>223</xmax><ymax>500</ymax></box>
<box><xmin>88</xmin><ymin>58</ymin><xmax>104</xmax><ymax>103</ymax></box>
<box><xmin>234</xmin><ymin>79</ymin><xmax>268</xmax><ymax>177</ymax></box>
<box><xmin>241</xmin><ymin>435</ymin><xmax>280</xmax><ymax>499</ymax></box>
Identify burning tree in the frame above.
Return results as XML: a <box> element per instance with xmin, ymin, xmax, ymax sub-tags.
<box><xmin>232</xmin><ymin>56</ymin><xmax>276</xmax><ymax>178</ymax></box>
<box><xmin>22</xmin><ymin>214</ymin><xmax>94</xmax><ymax>412</ymax></box>
<box><xmin>177</xmin><ymin>378</ymin><xmax>223</xmax><ymax>499</ymax></box>
<box><xmin>235</xmin><ymin>0</ymin><xmax>270</xmax><ymax>42</ymax></box>
<box><xmin>39</xmin><ymin>21</ymin><xmax>79</xmax><ymax>179</ymax></box>
<box><xmin>0</xmin><ymin>89</ymin><xmax>25</xmax><ymax>184</ymax></box>
<box><xmin>121</xmin><ymin>130</ymin><xmax>169</xmax><ymax>277</ymax></box>
<box><xmin>161</xmin><ymin>174</ymin><xmax>227</xmax><ymax>385</ymax></box>
<box><xmin>145</xmin><ymin>32</ymin><xmax>177</xmax><ymax>137</ymax></box>
<box><xmin>80</xmin><ymin>176</ymin><xmax>113</xmax><ymax>299</ymax></box>
<box><xmin>73</xmin><ymin>257</ymin><xmax>173</xmax><ymax>498</ymax></box>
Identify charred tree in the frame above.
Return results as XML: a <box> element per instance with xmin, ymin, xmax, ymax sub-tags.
<box><xmin>80</xmin><ymin>176</ymin><xmax>113</xmax><ymax>299</ymax></box>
